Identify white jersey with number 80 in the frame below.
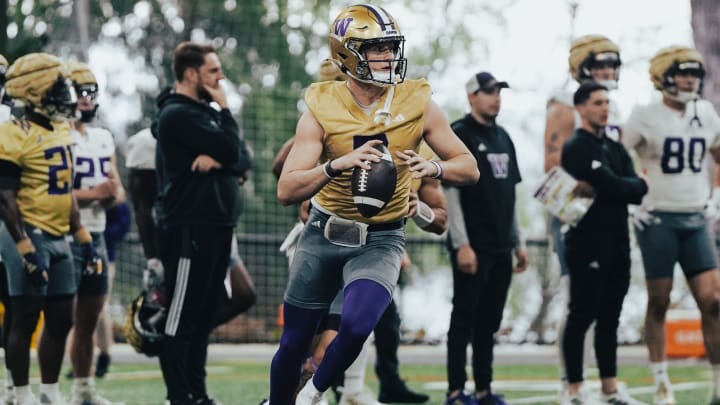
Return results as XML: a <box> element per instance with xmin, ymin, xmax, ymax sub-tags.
<box><xmin>623</xmin><ymin>99</ymin><xmax>720</xmax><ymax>212</ymax></box>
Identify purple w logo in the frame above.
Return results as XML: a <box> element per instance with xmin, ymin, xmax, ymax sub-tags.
<box><xmin>334</xmin><ymin>18</ymin><xmax>354</xmax><ymax>36</ymax></box>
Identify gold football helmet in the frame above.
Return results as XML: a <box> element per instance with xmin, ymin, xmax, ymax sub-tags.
<box><xmin>329</xmin><ymin>4</ymin><xmax>407</xmax><ymax>86</ymax></box>
<box><xmin>569</xmin><ymin>34</ymin><xmax>621</xmax><ymax>86</ymax></box>
<box><xmin>67</xmin><ymin>61</ymin><xmax>99</xmax><ymax>122</ymax></box>
<box><xmin>649</xmin><ymin>45</ymin><xmax>704</xmax><ymax>91</ymax></box>
<box><xmin>5</xmin><ymin>53</ymin><xmax>77</xmax><ymax>119</ymax></box>
<box><xmin>67</xmin><ymin>61</ymin><xmax>97</xmax><ymax>88</ymax></box>
<box><xmin>123</xmin><ymin>287</ymin><xmax>166</xmax><ymax>357</ymax></box>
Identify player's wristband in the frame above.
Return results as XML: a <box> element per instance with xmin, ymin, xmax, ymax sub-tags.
<box><xmin>411</xmin><ymin>200</ymin><xmax>436</xmax><ymax>229</ymax></box>
<box><xmin>73</xmin><ymin>227</ymin><xmax>92</xmax><ymax>244</ymax></box>
<box><xmin>430</xmin><ymin>160</ymin><xmax>443</xmax><ymax>179</ymax></box>
<box><xmin>323</xmin><ymin>160</ymin><xmax>342</xmax><ymax>178</ymax></box>
<box><xmin>16</xmin><ymin>238</ymin><xmax>36</xmax><ymax>255</ymax></box>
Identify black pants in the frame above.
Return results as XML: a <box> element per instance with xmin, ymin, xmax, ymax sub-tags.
<box><xmin>157</xmin><ymin>225</ymin><xmax>233</xmax><ymax>403</ymax></box>
<box><xmin>374</xmin><ymin>299</ymin><xmax>402</xmax><ymax>390</ymax></box>
<box><xmin>446</xmin><ymin>250</ymin><xmax>512</xmax><ymax>392</ymax></box>
<box><xmin>562</xmin><ymin>245</ymin><xmax>630</xmax><ymax>383</ymax></box>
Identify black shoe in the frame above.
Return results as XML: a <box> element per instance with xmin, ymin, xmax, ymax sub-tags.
<box><xmin>194</xmin><ymin>395</ymin><xmax>223</xmax><ymax>405</ymax></box>
<box><xmin>95</xmin><ymin>352</ymin><xmax>111</xmax><ymax>378</ymax></box>
<box><xmin>379</xmin><ymin>381</ymin><xmax>429</xmax><ymax>403</ymax></box>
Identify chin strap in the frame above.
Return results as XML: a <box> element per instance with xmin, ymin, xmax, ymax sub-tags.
<box><xmin>373</xmin><ymin>78</ymin><xmax>398</xmax><ymax>126</ymax></box>
<box><xmin>690</xmin><ymin>99</ymin><xmax>702</xmax><ymax>127</ymax></box>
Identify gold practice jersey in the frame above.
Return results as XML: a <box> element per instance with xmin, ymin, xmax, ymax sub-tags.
<box><xmin>0</xmin><ymin>118</ymin><xmax>74</xmax><ymax>236</ymax></box>
<box><xmin>308</xmin><ymin>79</ymin><xmax>432</xmax><ymax>223</ymax></box>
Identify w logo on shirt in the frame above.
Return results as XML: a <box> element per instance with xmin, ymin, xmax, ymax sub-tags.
<box><xmin>487</xmin><ymin>153</ymin><xmax>510</xmax><ymax>179</ymax></box>
<box><xmin>333</xmin><ymin>18</ymin><xmax>354</xmax><ymax>36</ymax></box>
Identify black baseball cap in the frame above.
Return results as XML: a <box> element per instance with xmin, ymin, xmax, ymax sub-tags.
<box><xmin>466</xmin><ymin>71</ymin><xmax>509</xmax><ymax>94</ymax></box>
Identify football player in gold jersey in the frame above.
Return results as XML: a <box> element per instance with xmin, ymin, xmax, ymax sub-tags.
<box><xmin>268</xmin><ymin>5</ymin><xmax>478</xmax><ymax>405</ymax></box>
<box><xmin>0</xmin><ymin>53</ymin><xmax>101</xmax><ymax>405</ymax></box>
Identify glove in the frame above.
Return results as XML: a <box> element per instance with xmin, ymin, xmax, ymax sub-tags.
<box><xmin>80</xmin><ymin>242</ymin><xmax>103</xmax><ymax>277</ymax></box>
<box><xmin>74</xmin><ymin>228</ymin><xmax>103</xmax><ymax>276</ymax></box>
<box><xmin>16</xmin><ymin>239</ymin><xmax>48</xmax><ymax>287</ymax></box>
<box><xmin>706</xmin><ymin>187</ymin><xmax>720</xmax><ymax>220</ymax></box>
<box><xmin>631</xmin><ymin>206</ymin><xmax>661</xmax><ymax>231</ymax></box>
<box><xmin>142</xmin><ymin>258</ymin><xmax>164</xmax><ymax>290</ymax></box>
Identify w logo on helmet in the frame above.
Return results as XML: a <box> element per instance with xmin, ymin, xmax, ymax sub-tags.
<box><xmin>334</xmin><ymin>18</ymin><xmax>354</xmax><ymax>37</ymax></box>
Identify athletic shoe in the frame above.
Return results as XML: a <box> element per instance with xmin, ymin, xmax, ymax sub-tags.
<box><xmin>378</xmin><ymin>380</ymin><xmax>429</xmax><ymax>403</ymax></box>
<box><xmin>652</xmin><ymin>381</ymin><xmax>675</xmax><ymax>405</ymax></box>
<box><xmin>94</xmin><ymin>353</ymin><xmax>111</xmax><ymax>379</ymax></box>
<box><xmin>338</xmin><ymin>385</ymin><xmax>381</xmax><ymax>405</ymax></box>
<box><xmin>599</xmin><ymin>390</ymin><xmax>648</xmax><ymax>405</ymax></box>
<box><xmin>70</xmin><ymin>388</ymin><xmax>124</xmax><ymax>405</ymax></box>
<box><xmin>39</xmin><ymin>392</ymin><xmax>67</xmax><ymax>405</ymax></box>
<box><xmin>193</xmin><ymin>397</ymin><xmax>222</xmax><ymax>405</ymax></box>
<box><xmin>444</xmin><ymin>391</ymin><xmax>478</xmax><ymax>405</ymax></box>
<box><xmin>557</xmin><ymin>379</ymin><xmax>570</xmax><ymax>405</ymax></box>
<box><xmin>16</xmin><ymin>392</ymin><xmax>42</xmax><ymax>405</ymax></box>
<box><xmin>3</xmin><ymin>387</ymin><xmax>15</xmax><ymax>405</ymax></box>
<box><xmin>476</xmin><ymin>392</ymin><xmax>507</xmax><ymax>405</ymax></box>
<box><xmin>296</xmin><ymin>379</ymin><xmax>324</xmax><ymax>405</ymax></box>
<box><xmin>560</xmin><ymin>391</ymin><xmax>604</xmax><ymax>405</ymax></box>
<box><xmin>561</xmin><ymin>395</ymin><xmax>586</xmax><ymax>405</ymax></box>
<box><xmin>257</xmin><ymin>400</ymin><xmax>269</xmax><ymax>405</ymax></box>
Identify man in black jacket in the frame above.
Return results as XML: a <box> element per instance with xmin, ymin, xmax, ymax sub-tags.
<box><xmin>560</xmin><ymin>82</ymin><xmax>647</xmax><ymax>405</ymax></box>
<box><xmin>153</xmin><ymin>41</ymin><xmax>252</xmax><ymax>405</ymax></box>
<box><xmin>444</xmin><ymin>72</ymin><xmax>528</xmax><ymax>405</ymax></box>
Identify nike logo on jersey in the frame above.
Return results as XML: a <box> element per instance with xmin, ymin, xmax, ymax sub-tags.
<box><xmin>591</xmin><ymin>160</ymin><xmax>602</xmax><ymax>169</ymax></box>
<box><xmin>392</xmin><ymin>113</ymin><xmax>405</xmax><ymax>123</ymax></box>
<box><xmin>589</xmin><ymin>261</ymin><xmax>600</xmax><ymax>270</ymax></box>
<box><xmin>477</xmin><ymin>143</ymin><xmax>487</xmax><ymax>152</ymax></box>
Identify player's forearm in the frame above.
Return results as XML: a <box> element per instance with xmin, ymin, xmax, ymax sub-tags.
<box><xmin>0</xmin><ymin>189</ymin><xmax>27</xmax><ymax>242</ymax></box>
<box><xmin>277</xmin><ymin>166</ymin><xmax>331</xmax><ymax>206</ymax></box>
<box><xmin>73</xmin><ymin>188</ymin><xmax>101</xmax><ymax>205</ymax></box>
<box><xmin>423</xmin><ymin>207</ymin><xmax>447</xmax><ymax>235</ymax></box>
<box><xmin>437</xmin><ymin>153</ymin><xmax>479</xmax><ymax>185</ymax></box>
<box><xmin>69</xmin><ymin>195</ymin><xmax>83</xmax><ymax>234</ymax></box>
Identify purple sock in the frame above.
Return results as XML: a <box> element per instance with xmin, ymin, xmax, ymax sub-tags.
<box><xmin>312</xmin><ymin>279</ymin><xmax>391</xmax><ymax>391</ymax></box>
<box><xmin>269</xmin><ymin>303</ymin><xmax>326</xmax><ymax>405</ymax></box>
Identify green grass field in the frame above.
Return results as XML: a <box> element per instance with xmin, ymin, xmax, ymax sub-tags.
<box><xmin>41</xmin><ymin>361</ymin><xmax>712</xmax><ymax>404</ymax></box>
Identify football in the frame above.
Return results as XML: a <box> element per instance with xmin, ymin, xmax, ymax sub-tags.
<box><xmin>351</xmin><ymin>143</ymin><xmax>397</xmax><ymax>218</ymax></box>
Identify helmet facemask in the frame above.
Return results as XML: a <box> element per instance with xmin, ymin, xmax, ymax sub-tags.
<box><xmin>41</xmin><ymin>76</ymin><xmax>78</xmax><ymax>121</ymax></box>
<box><xmin>75</xmin><ymin>83</ymin><xmax>99</xmax><ymax>122</ymax></box>
<box><xmin>662</xmin><ymin>61</ymin><xmax>704</xmax><ymax>104</ymax></box>
<box><xmin>345</xmin><ymin>37</ymin><xmax>407</xmax><ymax>87</ymax></box>
<box><xmin>579</xmin><ymin>51</ymin><xmax>621</xmax><ymax>90</ymax></box>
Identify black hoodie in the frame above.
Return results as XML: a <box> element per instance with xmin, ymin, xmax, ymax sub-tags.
<box><xmin>152</xmin><ymin>88</ymin><xmax>252</xmax><ymax>228</ymax></box>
